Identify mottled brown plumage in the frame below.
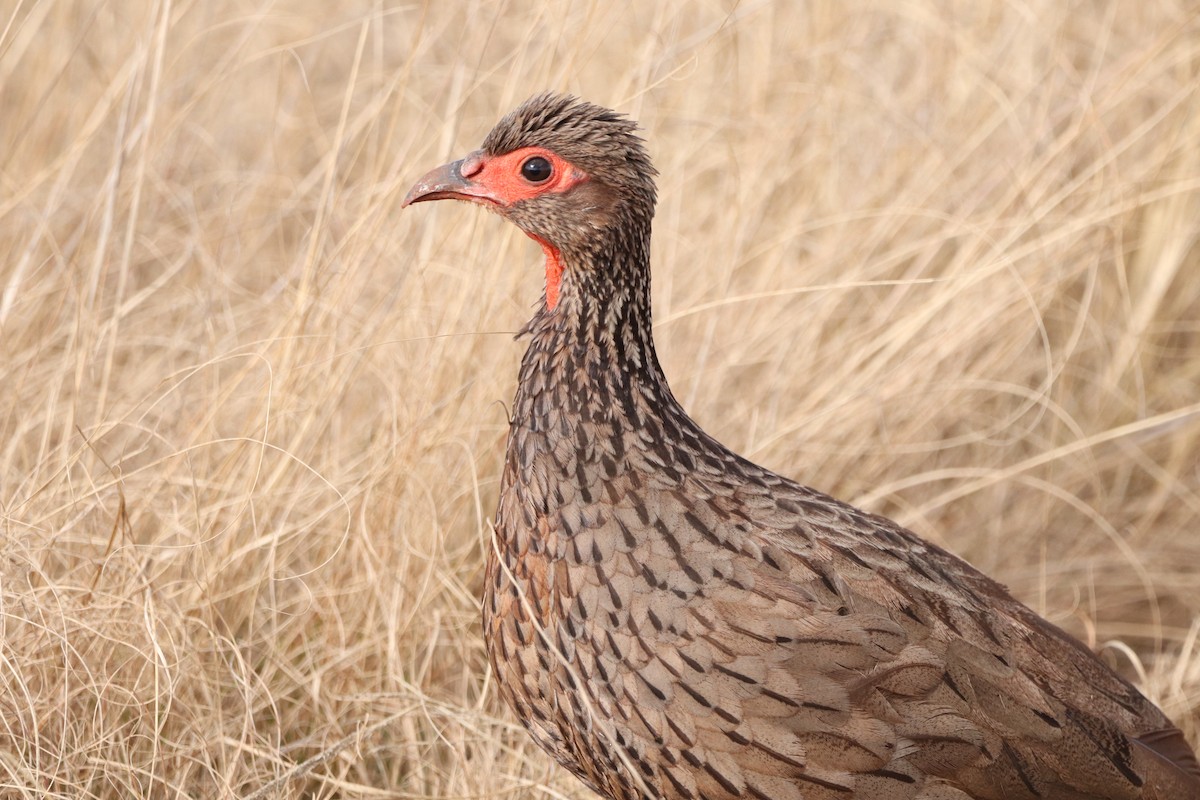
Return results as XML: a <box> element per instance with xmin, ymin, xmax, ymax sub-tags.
<box><xmin>404</xmin><ymin>93</ymin><xmax>1200</xmax><ymax>800</ymax></box>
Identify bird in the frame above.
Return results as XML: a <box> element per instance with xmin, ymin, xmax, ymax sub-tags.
<box><xmin>402</xmin><ymin>93</ymin><xmax>1200</xmax><ymax>800</ymax></box>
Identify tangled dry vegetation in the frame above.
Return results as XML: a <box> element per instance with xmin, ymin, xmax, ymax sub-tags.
<box><xmin>2</xmin><ymin>1</ymin><xmax>1198</xmax><ymax>797</ymax></box>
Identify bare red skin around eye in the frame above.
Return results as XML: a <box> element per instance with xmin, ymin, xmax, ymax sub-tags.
<box><xmin>467</xmin><ymin>147</ymin><xmax>586</xmax><ymax>310</ymax></box>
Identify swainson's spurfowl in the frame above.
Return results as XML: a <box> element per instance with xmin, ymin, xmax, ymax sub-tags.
<box><xmin>403</xmin><ymin>93</ymin><xmax>1200</xmax><ymax>800</ymax></box>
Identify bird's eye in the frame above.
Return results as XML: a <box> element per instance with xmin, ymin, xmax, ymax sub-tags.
<box><xmin>521</xmin><ymin>156</ymin><xmax>553</xmax><ymax>183</ymax></box>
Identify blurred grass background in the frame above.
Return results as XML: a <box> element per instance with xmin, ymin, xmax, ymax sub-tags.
<box><xmin>2</xmin><ymin>1</ymin><xmax>1199</xmax><ymax>797</ymax></box>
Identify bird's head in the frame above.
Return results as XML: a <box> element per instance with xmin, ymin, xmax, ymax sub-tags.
<box><xmin>403</xmin><ymin>93</ymin><xmax>657</xmax><ymax>308</ymax></box>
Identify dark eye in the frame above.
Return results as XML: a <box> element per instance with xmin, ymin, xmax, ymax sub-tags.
<box><xmin>521</xmin><ymin>156</ymin><xmax>553</xmax><ymax>183</ymax></box>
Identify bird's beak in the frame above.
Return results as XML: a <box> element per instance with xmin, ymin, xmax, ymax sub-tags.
<box><xmin>402</xmin><ymin>150</ymin><xmax>500</xmax><ymax>208</ymax></box>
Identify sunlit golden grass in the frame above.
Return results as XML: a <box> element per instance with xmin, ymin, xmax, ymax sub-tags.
<box><xmin>2</xmin><ymin>1</ymin><xmax>1198</xmax><ymax>797</ymax></box>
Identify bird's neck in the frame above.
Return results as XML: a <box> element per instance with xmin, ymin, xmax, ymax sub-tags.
<box><xmin>513</xmin><ymin>226</ymin><xmax>681</xmax><ymax>437</ymax></box>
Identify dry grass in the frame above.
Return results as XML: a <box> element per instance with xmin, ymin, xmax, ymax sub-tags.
<box><xmin>2</xmin><ymin>1</ymin><xmax>1199</xmax><ymax>797</ymax></box>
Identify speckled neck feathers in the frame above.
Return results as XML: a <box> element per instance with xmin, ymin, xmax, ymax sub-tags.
<box><xmin>514</xmin><ymin>211</ymin><xmax>675</xmax><ymax>429</ymax></box>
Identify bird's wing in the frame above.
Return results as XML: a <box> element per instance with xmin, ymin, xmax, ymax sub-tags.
<box><xmin>542</xmin><ymin>460</ymin><xmax>1198</xmax><ymax>799</ymax></box>
<box><xmin>708</xmin><ymin>478</ymin><xmax>1200</xmax><ymax>800</ymax></box>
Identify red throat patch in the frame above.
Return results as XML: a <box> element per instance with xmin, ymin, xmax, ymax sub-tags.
<box><xmin>528</xmin><ymin>233</ymin><xmax>564</xmax><ymax>309</ymax></box>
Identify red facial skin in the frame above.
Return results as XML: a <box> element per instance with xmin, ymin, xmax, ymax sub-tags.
<box><xmin>403</xmin><ymin>146</ymin><xmax>587</xmax><ymax>310</ymax></box>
